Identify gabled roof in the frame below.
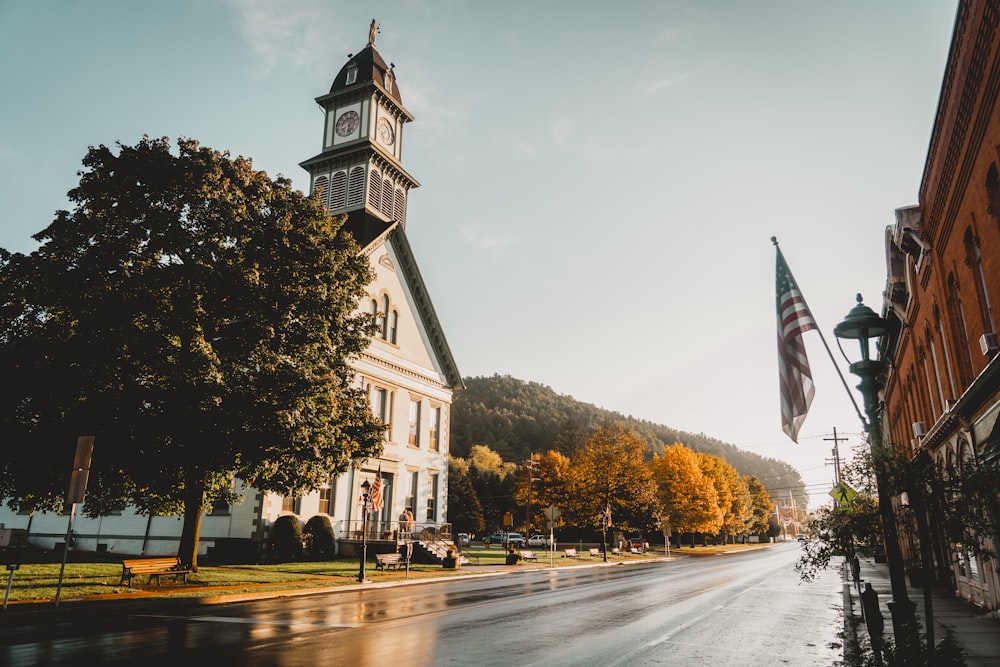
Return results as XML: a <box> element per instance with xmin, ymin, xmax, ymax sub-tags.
<box><xmin>366</xmin><ymin>224</ymin><xmax>463</xmax><ymax>391</ymax></box>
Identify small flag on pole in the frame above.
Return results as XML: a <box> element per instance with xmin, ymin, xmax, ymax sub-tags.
<box><xmin>605</xmin><ymin>504</ymin><xmax>612</xmax><ymax>528</ymax></box>
<box><xmin>370</xmin><ymin>467</ymin><xmax>384</xmax><ymax>513</ymax></box>
<box><xmin>774</xmin><ymin>240</ymin><xmax>817</xmax><ymax>443</ymax></box>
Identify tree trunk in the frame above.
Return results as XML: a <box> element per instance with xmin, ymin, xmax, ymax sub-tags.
<box><xmin>177</xmin><ymin>472</ymin><xmax>206</xmax><ymax>571</ymax></box>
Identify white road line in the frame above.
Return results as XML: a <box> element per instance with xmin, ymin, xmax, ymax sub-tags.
<box><xmin>643</xmin><ymin>604</ymin><xmax>727</xmax><ymax>647</ymax></box>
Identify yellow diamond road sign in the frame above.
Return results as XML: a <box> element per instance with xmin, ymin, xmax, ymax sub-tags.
<box><xmin>830</xmin><ymin>482</ymin><xmax>857</xmax><ymax>507</ymax></box>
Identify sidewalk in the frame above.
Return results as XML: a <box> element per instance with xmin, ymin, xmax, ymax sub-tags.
<box><xmin>843</xmin><ymin>556</ymin><xmax>1000</xmax><ymax>666</ymax></box>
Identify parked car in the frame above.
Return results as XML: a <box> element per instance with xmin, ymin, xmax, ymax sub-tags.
<box><xmin>797</xmin><ymin>533</ymin><xmax>808</xmax><ymax>542</ymax></box>
<box><xmin>482</xmin><ymin>532</ymin><xmax>525</xmax><ymax>547</ymax></box>
<box><xmin>456</xmin><ymin>533</ymin><xmax>470</xmax><ymax>546</ymax></box>
<box><xmin>527</xmin><ymin>534</ymin><xmax>555</xmax><ymax>547</ymax></box>
<box><xmin>628</xmin><ymin>537</ymin><xmax>650</xmax><ymax>552</ymax></box>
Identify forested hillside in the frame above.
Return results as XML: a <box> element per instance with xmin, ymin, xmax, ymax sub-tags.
<box><xmin>451</xmin><ymin>374</ymin><xmax>807</xmax><ymax>508</ymax></box>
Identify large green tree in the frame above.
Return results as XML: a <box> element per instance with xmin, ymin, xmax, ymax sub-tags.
<box><xmin>0</xmin><ymin>137</ymin><xmax>384</xmax><ymax>568</ymax></box>
<box><xmin>447</xmin><ymin>456</ymin><xmax>485</xmax><ymax>535</ymax></box>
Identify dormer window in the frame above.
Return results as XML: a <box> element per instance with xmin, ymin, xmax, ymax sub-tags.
<box><xmin>346</xmin><ymin>66</ymin><xmax>358</xmax><ymax>85</ymax></box>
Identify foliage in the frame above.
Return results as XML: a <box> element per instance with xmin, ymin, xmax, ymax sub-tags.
<box><xmin>564</xmin><ymin>423</ymin><xmax>657</xmax><ymax>533</ymax></box>
<box><xmin>0</xmin><ymin>137</ymin><xmax>384</xmax><ymax>568</ymax></box>
<box><xmin>304</xmin><ymin>514</ymin><xmax>335</xmax><ymax>560</ymax></box>
<box><xmin>464</xmin><ymin>444</ymin><xmax>516</xmax><ymax>531</ymax></box>
<box><xmin>513</xmin><ymin>450</ymin><xmax>571</xmax><ymax>533</ymax></box>
<box><xmin>745</xmin><ymin>475</ymin><xmax>774</xmax><ymax>535</ymax></box>
<box><xmin>794</xmin><ymin>496</ymin><xmax>881</xmax><ymax>582</ymax></box>
<box><xmin>451</xmin><ymin>374</ymin><xmax>808</xmax><ymax>509</ymax></box>
<box><xmin>447</xmin><ymin>456</ymin><xmax>485</xmax><ymax>534</ymax></box>
<box><xmin>696</xmin><ymin>452</ymin><xmax>750</xmax><ymax>542</ymax></box>
<box><xmin>651</xmin><ymin>443</ymin><xmax>721</xmax><ymax>543</ymax></box>
<box><xmin>268</xmin><ymin>515</ymin><xmax>304</xmax><ymax>562</ymax></box>
<box><xmin>926</xmin><ymin>458</ymin><xmax>1000</xmax><ymax>565</ymax></box>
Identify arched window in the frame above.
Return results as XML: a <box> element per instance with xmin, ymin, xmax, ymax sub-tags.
<box><xmin>963</xmin><ymin>228</ymin><xmax>995</xmax><ymax>334</ymax></box>
<box><xmin>934</xmin><ymin>303</ymin><xmax>957</xmax><ymax>400</ymax></box>
<box><xmin>347</xmin><ymin>166</ymin><xmax>366</xmax><ymax>206</ymax></box>
<box><xmin>330</xmin><ymin>170</ymin><xmax>348</xmax><ymax>210</ymax></box>
<box><xmin>986</xmin><ymin>163</ymin><xmax>1000</xmax><ymax>222</ymax></box>
<box><xmin>368</xmin><ymin>168</ymin><xmax>382</xmax><ymax>210</ymax></box>
<box><xmin>389</xmin><ymin>310</ymin><xmax>398</xmax><ymax>344</ymax></box>
<box><xmin>381</xmin><ymin>178</ymin><xmax>394</xmax><ymax>218</ymax></box>
<box><xmin>394</xmin><ymin>188</ymin><xmax>406</xmax><ymax>226</ymax></box>
<box><xmin>312</xmin><ymin>175</ymin><xmax>329</xmax><ymax>209</ymax></box>
<box><xmin>380</xmin><ymin>294</ymin><xmax>390</xmax><ymax>340</ymax></box>
<box><xmin>925</xmin><ymin>326</ymin><xmax>946</xmax><ymax>414</ymax></box>
<box><xmin>947</xmin><ymin>272</ymin><xmax>975</xmax><ymax>385</ymax></box>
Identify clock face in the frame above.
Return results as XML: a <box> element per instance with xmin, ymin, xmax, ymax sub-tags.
<box><xmin>335</xmin><ymin>110</ymin><xmax>360</xmax><ymax>137</ymax></box>
<box><xmin>377</xmin><ymin>117</ymin><xmax>395</xmax><ymax>146</ymax></box>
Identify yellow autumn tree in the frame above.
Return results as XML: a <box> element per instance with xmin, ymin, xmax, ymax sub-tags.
<box><xmin>745</xmin><ymin>475</ymin><xmax>774</xmax><ymax>536</ymax></box>
<box><xmin>565</xmin><ymin>423</ymin><xmax>657</xmax><ymax>536</ymax></box>
<box><xmin>651</xmin><ymin>443</ymin><xmax>722</xmax><ymax>548</ymax></box>
<box><xmin>697</xmin><ymin>452</ymin><xmax>752</xmax><ymax>543</ymax></box>
<box><xmin>513</xmin><ymin>449</ymin><xmax>571</xmax><ymax>535</ymax></box>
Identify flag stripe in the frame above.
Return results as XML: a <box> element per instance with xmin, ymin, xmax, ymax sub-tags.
<box><xmin>370</xmin><ymin>475</ymin><xmax>383</xmax><ymax>513</ymax></box>
<box><xmin>775</xmin><ymin>247</ymin><xmax>816</xmax><ymax>443</ymax></box>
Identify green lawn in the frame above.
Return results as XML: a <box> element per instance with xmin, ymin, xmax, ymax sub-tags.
<box><xmin>1</xmin><ymin>543</ymin><xmax>761</xmax><ymax>604</ymax></box>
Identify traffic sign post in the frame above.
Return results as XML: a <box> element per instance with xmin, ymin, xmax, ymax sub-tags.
<box><xmin>830</xmin><ymin>482</ymin><xmax>857</xmax><ymax>508</ymax></box>
<box><xmin>544</xmin><ymin>505</ymin><xmax>560</xmax><ymax>566</ymax></box>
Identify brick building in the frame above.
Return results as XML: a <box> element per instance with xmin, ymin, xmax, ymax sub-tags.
<box><xmin>882</xmin><ymin>0</ymin><xmax>1000</xmax><ymax>609</ymax></box>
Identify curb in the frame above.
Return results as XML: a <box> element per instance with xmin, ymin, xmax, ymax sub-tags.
<box><xmin>0</xmin><ymin>556</ymin><xmax>673</xmax><ymax>626</ymax></box>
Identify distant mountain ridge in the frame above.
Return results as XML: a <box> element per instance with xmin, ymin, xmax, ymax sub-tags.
<box><xmin>451</xmin><ymin>374</ymin><xmax>807</xmax><ymax>506</ymax></box>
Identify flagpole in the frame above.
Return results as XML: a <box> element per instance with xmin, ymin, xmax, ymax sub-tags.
<box><xmin>772</xmin><ymin>237</ymin><xmax>867</xmax><ymax>429</ymax></box>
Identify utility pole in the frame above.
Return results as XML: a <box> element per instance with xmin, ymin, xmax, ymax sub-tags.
<box><xmin>824</xmin><ymin>427</ymin><xmax>848</xmax><ymax>485</ymax></box>
<box><xmin>524</xmin><ymin>457</ymin><xmax>539</xmax><ymax>539</ymax></box>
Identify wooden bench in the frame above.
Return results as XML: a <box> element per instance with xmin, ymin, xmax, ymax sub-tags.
<box><xmin>589</xmin><ymin>548</ymin><xmax>602</xmax><ymax>558</ymax></box>
<box><xmin>120</xmin><ymin>557</ymin><xmax>190</xmax><ymax>587</ymax></box>
<box><xmin>563</xmin><ymin>548</ymin><xmax>581</xmax><ymax>559</ymax></box>
<box><xmin>375</xmin><ymin>552</ymin><xmax>409</xmax><ymax>571</ymax></box>
<box><xmin>519</xmin><ymin>550</ymin><xmax>538</xmax><ymax>561</ymax></box>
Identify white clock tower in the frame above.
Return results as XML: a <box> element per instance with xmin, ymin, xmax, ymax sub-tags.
<box><xmin>300</xmin><ymin>22</ymin><xmax>419</xmax><ymax>247</ymax></box>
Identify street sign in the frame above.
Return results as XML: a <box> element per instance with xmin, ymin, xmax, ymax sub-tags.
<box><xmin>830</xmin><ymin>482</ymin><xmax>857</xmax><ymax>507</ymax></box>
<box><xmin>544</xmin><ymin>504</ymin><xmax>560</xmax><ymax>522</ymax></box>
<box><xmin>503</xmin><ymin>511</ymin><xmax>513</xmax><ymax>527</ymax></box>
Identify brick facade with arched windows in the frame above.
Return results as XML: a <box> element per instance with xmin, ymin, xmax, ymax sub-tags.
<box><xmin>882</xmin><ymin>0</ymin><xmax>1000</xmax><ymax>610</ymax></box>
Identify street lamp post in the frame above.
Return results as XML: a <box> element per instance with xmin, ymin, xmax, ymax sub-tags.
<box><xmin>834</xmin><ymin>294</ymin><xmax>917</xmax><ymax>646</ymax></box>
<box><xmin>357</xmin><ymin>480</ymin><xmax>371</xmax><ymax>584</ymax></box>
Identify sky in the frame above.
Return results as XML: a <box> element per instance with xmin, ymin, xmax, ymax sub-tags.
<box><xmin>0</xmin><ymin>1</ymin><xmax>960</xmax><ymax>509</ymax></box>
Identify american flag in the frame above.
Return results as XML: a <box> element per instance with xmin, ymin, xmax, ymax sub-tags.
<box><xmin>370</xmin><ymin>473</ymin><xmax>384</xmax><ymax>513</ymax></box>
<box><xmin>775</xmin><ymin>245</ymin><xmax>817</xmax><ymax>443</ymax></box>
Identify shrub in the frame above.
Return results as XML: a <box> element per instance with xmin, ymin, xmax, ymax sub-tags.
<box><xmin>304</xmin><ymin>515</ymin><xmax>335</xmax><ymax>560</ymax></box>
<box><xmin>268</xmin><ymin>514</ymin><xmax>303</xmax><ymax>562</ymax></box>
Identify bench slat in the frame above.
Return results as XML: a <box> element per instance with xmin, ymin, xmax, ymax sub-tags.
<box><xmin>120</xmin><ymin>557</ymin><xmax>190</xmax><ymax>586</ymax></box>
<box><xmin>375</xmin><ymin>552</ymin><xmax>409</xmax><ymax>571</ymax></box>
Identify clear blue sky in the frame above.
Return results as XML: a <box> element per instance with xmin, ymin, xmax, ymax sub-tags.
<box><xmin>0</xmin><ymin>1</ymin><xmax>959</xmax><ymax>508</ymax></box>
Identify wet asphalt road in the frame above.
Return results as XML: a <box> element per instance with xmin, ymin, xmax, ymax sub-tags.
<box><xmin>2</xmin><ymin>542</ymin><xmax>843</xmax><ymax>666</ymax></box>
